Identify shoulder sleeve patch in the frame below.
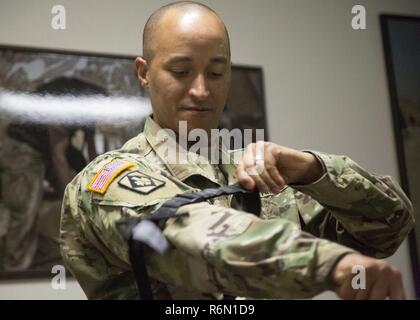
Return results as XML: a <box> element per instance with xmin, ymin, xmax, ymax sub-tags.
<box><xmin>87</xmin><ymin>159</ymin><xmax>135</xmax><ymax>194</ymax></box>
<box><xmin>118</xmin><ymin>170</ymin><xmax>165</xmax><ymax>194</ymax></box>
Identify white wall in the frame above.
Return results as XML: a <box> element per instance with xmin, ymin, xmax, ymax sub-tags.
<box><xmin>0</xmin><ymin>0</ymin><xmax>419</xmax><ymax>299</ymax></box>
<box><xmin>0</xmin><ymin>279</ymin><xmax>86</xmax><ymax>300</ymax></box>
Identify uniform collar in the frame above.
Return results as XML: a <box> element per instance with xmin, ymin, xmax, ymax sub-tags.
<box><xmin>143</xmin><ymin>116</ymin><xmax>238</xmax><ymax>185</ymax></box>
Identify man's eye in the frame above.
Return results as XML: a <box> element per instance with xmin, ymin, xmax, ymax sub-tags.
<box><xmin>170</xmin><ymin>70</ymin><xmax>189</xmax><ymax>77</ymax></box>
<box><xmin>208</xmin><ymin>71</ymin><xmax>224</xmax><ymax>78</ymax></box>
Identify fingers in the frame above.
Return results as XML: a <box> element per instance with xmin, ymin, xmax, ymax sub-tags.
<box><xmin>236</xmin><ymin>142</ymin><xmax>286</xmax><ymax>193</ymax></box>
<box><xmin>388</xmin><ymin>270</ymin><xmax>405</xmax><ymax>300</ymax></box>
<box><xmin>337</xmin><ymin>272</ymin><xmax>384</xmax><ymax>300</ymax></box>
<box><xmin>354</xmin><ymin>285</ymin><xmax>369</xmax><ymax>300</ymax></box>
<box><xmin>336</xmin><ymin>282</ymin><xmax>358</xmax><ymax>300</ymax></box>
<box><xmin>239</xmin><ymin>143</ymin><xmax>271</xmax><ymax>192</ymax></box>
<box><xmin>237</xmin><ymin>144</ymin><xmax>257</xmax><ymax>190</ymax></box>
<box><xmin>249</xmin><ymin>141</ymin><xmax>271</xmax><ymax>193</ymax></box>
<box><xmin>262</xmin><ymin>166</ymin><xmax>285</xmax><ymax>193</ymax></box>
<box><xmin>253</xmin><ymin>141</ymin><xmax>280</xmax><ymax>193</ymax></box>
<box><xmin>366</xmin><ymin>269</ymin><xmax>405</xmax><ymax>300</ymax></box>
<box><xmin>368</xmin><ymin>276</ymin><xmax>389</xmax><ymax>300</ymax></box>
<box><xmin>333</xmin><ymin>254</ymin><xmax>407</xmax><ymax>300</ymax></box>
<box><xmin>236</xmin><ymin>162</ymin><xmax>254</xmax><ymax>190</ymax></box>
<box><xmin>264</xmin><ymin>144</ymin><xmax>286</xmax><ymax>189</ymax></box>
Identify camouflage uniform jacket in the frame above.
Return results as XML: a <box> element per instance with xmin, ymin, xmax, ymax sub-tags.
<box><xmin>60</xmin><ymin>117</ymin><xmax>414</xmax><ymax>299</ymax></box>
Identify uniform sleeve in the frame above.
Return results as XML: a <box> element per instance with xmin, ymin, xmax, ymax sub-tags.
<box><xmin>292</xmin><ymin>151</ymin><xmax>415</xmax><ymax>258</ymax></box>
<box><xmin>78</xmin><ymin>164</ymin><xmax>355</xmax><ymax>299</ymax></box>
<box><xmin>147</xmin><ymin>202</ymin><xmax>354</xmax><ymax>299</ymax></box>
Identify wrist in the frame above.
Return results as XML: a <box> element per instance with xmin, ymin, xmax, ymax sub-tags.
<box><xmin>298</xmin><ymin>152</ymin><xmax>324</xmax><ymax>185</ymax></box>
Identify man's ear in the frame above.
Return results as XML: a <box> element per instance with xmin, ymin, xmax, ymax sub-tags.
<box><xmin>135</xmin><ymin>57</ymin><xmax>149</xmax><ymax>88</ymax></box>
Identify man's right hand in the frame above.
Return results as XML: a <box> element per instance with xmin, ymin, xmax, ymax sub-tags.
<box><xmin>331</xmin><ymin>253</ymin><xmax>406</xmax><ymax>300</ymax></box>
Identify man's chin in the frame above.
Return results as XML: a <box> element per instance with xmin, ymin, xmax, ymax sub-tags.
<box><xmin>186</xmin><ymin>123</ymin><xmax>212</xmax><ymax>135</ymax></box>
<box><xmin>176</xmin><ymin>117</ymin><xmax>217</xmax><ymax>133</ymax></box>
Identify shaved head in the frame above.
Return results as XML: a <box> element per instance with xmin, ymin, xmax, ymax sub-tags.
<box><xmin>142</xmin><ymin>1</ymin><xmax>231</xmax><ymax>61</ymax></box>
<box><xmin>135</xmin><ymin>1</ymin><xmax>232</xmax><ymax>135</ymax></box>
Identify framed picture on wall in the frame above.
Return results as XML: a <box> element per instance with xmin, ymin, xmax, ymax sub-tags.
<box><xmin>381</xmin><ymin>14</ymin><xmax>420</xmax><ymax>298</ymax></box>
<box><xmin>0</xmin><ymin>45</ymin><xmax>267</xmax><ymax>279</ymax></box>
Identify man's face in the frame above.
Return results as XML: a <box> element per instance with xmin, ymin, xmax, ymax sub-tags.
<box><xmin>137</xmin><ymin>10</ymin><xmax>231</xmax><ymax>135</ymax></box>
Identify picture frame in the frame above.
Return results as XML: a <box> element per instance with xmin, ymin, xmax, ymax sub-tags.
<box><xmin>0</xmin><ymin>45</ymin><xmax>267</xmax><ymax>279</ymax></box>
<box><xmin>380</xmin><ymin>14</ymin><xmax>420</xmax><ymax>298</ymax></box>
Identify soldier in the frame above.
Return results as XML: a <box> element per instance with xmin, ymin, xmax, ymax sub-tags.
<box><xmin>60</xmin><ymin>1</ymin><xmax>414</xmax><ymax>300</ymax></box>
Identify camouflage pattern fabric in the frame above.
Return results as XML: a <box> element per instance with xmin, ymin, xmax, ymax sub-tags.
<box><xmin>60</xmin><ymin>117</ymin><xmax>414</xmax><ymax>299</ymax></box>
<box><xmin>0</xmin><ymin>136</ymin><xmax>45</xmax><ymax>271</ymax></box>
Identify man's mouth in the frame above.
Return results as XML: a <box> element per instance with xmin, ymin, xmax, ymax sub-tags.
<box><xmin>179</xmin><ymin>106</ymin><xmax>212</xmax><ymax>112</ymax></box>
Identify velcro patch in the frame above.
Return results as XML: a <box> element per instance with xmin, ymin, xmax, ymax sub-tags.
<box><xmin>118</xmin><ymin>170</ymin><xmax>166</xmax><ymax>194</ymax></box>
<box><xmin>88</xmin><ymin>159</ymin><xmax>135</xmax><ymax>194</ymax></box>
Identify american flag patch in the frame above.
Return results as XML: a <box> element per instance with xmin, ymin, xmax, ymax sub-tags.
<box><xmin>88</xmin><ymin>159</ymin><xmax>135</xmax><ymax>194</ymax></box>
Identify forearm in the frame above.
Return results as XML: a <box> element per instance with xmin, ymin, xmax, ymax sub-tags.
<box><xmin>149</xmin><ymin>202</ymin><xmax>354</xmax><ymax>299</ymax></box>
<box><xmin>294</xmin><ymin>151</ymin><xmax>413</xmax><ymax>217</ymax></box>
<box><xmin>293</xmin><ymin>151</ymin><xmax>415</xmax><ymax>257</ymax></box>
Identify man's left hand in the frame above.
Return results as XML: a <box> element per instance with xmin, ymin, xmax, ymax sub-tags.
<box><xmin>236</xmin><ymin>141</ymin><xmax>323</xmax><ymax>193</ymax></box>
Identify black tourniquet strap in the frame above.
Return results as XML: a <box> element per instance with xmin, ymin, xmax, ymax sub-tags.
<box><xmin>123</xmin><ymin>183</ymin><xmax>261</xmax><ymax>300</ymax></box>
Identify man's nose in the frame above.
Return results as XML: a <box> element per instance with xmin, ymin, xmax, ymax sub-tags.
<box><xmin>188</xmin><ymin>74</ymin><xmax>209</xmax><ymax>101</ymax></box>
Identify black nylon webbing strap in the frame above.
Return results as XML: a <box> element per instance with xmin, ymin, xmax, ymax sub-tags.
<box><xmin>150</xmin><ymin>183</ymin><xmax>261</xmax><ymax>222</ymax></box>
<box><xmin>128</xmin><ymin>237</ymin><xmax>153</xmax><ymax>300</ymax></box>
<box><xmin>124</xmin><ymin>183</ymin><xmax>261</xmax><ymax>300</ymax></box>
